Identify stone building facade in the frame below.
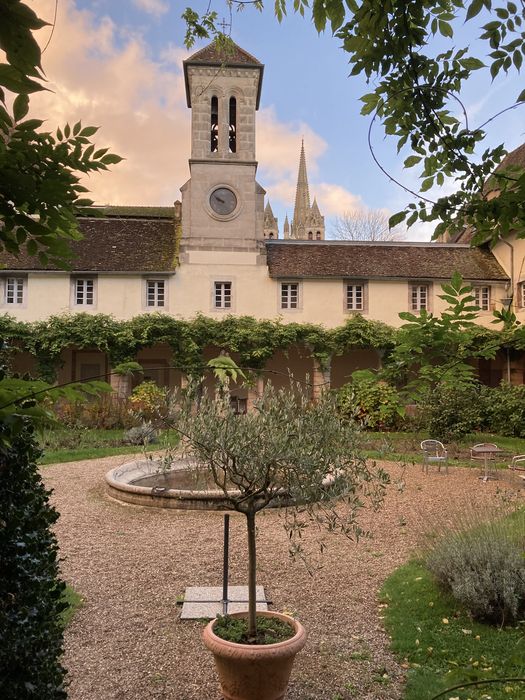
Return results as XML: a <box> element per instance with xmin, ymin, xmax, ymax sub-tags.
<box><xmin>1</xmin><ymin>40</ymin><xmax>523</xmax><ymax>395</ymax></box>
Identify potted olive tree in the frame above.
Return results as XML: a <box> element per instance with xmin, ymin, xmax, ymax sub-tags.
<box><xmin>174</xmin><ymin>382</ymin><xmax>388</xmax><ymax>700</ymax></box>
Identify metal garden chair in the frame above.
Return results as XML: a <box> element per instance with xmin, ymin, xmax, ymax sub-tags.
<box><xmin>420</xmin><ymin>439</ymin><xmax>448</xmax><ymax>475</ymax></box>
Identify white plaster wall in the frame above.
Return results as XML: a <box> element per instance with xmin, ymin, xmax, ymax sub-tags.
<box><xmin>493</xmin><ymin>233</ymin><xmax>525</xmax><ymax>322</ymax></box>
<box><xmin>2</xmin><ymin>274</ymin><xmax>156</xmax><ymax>322</ymax></box>
<box><xmin>1</xmin><ymin>265</ymin><xmax>509</xmax><ymax>329</ymax></box>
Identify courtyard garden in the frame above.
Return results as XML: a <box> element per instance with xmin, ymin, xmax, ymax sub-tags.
<box><xmin>30</xmin><ymin>378</ymin><xmax>524</xmax><ymax>700</ymax></box>
<box><xmin>43</xmin><ymin>447</ymin><xmax>523</xmax><ymax>700</ymax></box>
<box><xmin>2</xmin><ymin>276</ymin><xmax>525</xmax><ymax>699</ymax></box>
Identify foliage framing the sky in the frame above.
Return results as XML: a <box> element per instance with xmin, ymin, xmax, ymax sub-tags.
<box><xmin>0</xmin><ymin>1</ymin><xmax>122</xmax><ymax>268</ymax></box>
<box><xmin>184</xmin><ymin>0</ymin><xmax>525</xmax><ymax>245</ymax></box>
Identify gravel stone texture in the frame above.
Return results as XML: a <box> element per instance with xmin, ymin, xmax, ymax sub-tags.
<box><xmin>43</xmin><ymin>455</ymin><xmax>523</xmax><ymax>700</ymax></box>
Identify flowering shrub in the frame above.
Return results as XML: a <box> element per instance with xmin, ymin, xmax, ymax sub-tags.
<box><xmin>336</xmin><ymin>371</ymin><xmax>405</xmax><ymax>430</ymax></box>
<box><xmin>53</xmin><ymin>394</ymin><xmax>136</xmax><ymax>430</ymax></box>
<box><xmin>129</xmin><ymin>381</ymin><xmax>169</xmax><ymax>421</ymax></box>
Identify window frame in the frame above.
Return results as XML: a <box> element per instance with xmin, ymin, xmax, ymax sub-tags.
<box><xmin>213</xmin><ymin>280</ymin><xmax>233</xmax><ymax>310</ymax></box>
<box><xmin>409</xmin><ymin>282</ymin><xmax>431</xmax><ymax>312</ymax></box>
<box><xmin>344</xmin><ymin>280</ymin><xmax>367</xmax><ymax>313</ymax></box>
<box><xmin>71</xmin><ymin>276</ymin><xmax>97</xmax><ymax>308</ymax></box>
<box><xmin>519</xmin><ymin>282</ymin><xmax>525</xmax><ymax>309</ymax></box>
<box><xmin>145</xmin><ymin>278</ymin><xmax>167</xmax><ymax>309</ymax></box>
<box><xmin>473</xmin><ymin>285</ymin><xmax>491</xmax><ymax>311</ymax></box>
<box><xmin>2</xmin><ymin>275</ymin><xmax>27</xmax><ymax>307</ymax></box>
<box><xmin>280</xmin><ymin>281</ymin><xmax>301</xmax><ymax>311</ymax></box>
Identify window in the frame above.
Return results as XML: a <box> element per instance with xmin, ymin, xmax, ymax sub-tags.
<box><xmin>229</xmin><ymin>96</ymin><xmax>237</xmax><ymax>153</ymax></box>
<box><xmin>346</xmin><ymin>283</ymin><xmax>364</xmax><ymax>311</ymax></box>
<box><xmin>474</xmin><ymin>285</ymin><xmax>490</xmax><ymax>311</ymax></box>
<box><xmin>4</xmin><ymin>277</ymin><xmax>25</xmax><ymax>305</ymax></box>
<box><xmin>316</xmin><ymin>231</ymin><xmax>321</xmax><ymax>240</ymax></box>
<box><xmin>74</xmin><ymin>278</ymin><xmax>95</xmax><ymax>306</ymax></box>
<box><xmin>214</xmin><ymin>281</ymin><xmax>232</xmax><ymax>309</ymax></box>
<box><xmin>521</xmin><ymin>283</ymin><xmax>525</xmax><ymax>308</ymax></box>
<box><xmin>146</xmin><ymin>279</ymin><xmax>165</xmax><ymax>307</ymax></box>
<box><xmin>211</xmin><ymin>95</ymin><xmax>219</xmax><ymax>152</ymax></box>
<box><xmin>281</xmin><ymin>282</ymin><xmax>299</xmax><ymax>309</ymax></box>
<box><xmin>308</xmin><ymin>232</ymin><xmax>313</xmax><ymax>240</ymax></box>
<box><xmin>230</xmin><ymin>396</ymin><xmax>247</xmax><ymax>415</ymax></box>
<box><xmin>410</xmin><ymin>284</ymin><xmax>429</xmax><ymax>311</ymax></box>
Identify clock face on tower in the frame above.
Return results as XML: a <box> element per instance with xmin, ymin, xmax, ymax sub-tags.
<box><xmin>209</xmin><ymin>187</ymin><xmax>237</xmax><ymax>216</ymax></box>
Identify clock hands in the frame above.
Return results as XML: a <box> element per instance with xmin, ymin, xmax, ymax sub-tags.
<box><xmin>210</xmin><ymin>187</ymin><xmax>236</xmax><ymax>215</ymax></box>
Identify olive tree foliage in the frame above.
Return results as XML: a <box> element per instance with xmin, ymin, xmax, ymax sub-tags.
<box><xmin>332</xmin><ymin>208</ymin><xmax>405</xmax><ymax>241</ymax></box>
<box><xmin>183</xmin><ymin>0</ymin><xmax>525</xmax><ymax>244</ymax></box>
<box><xmin>170</xmin><ymin>382</ymin><xmax>388</xmax><ymax>640</ymax></box>
<box><xmin>0</xmin><ymin>1</ymin><xmax>122</xmax><ymax>267</ymax></box>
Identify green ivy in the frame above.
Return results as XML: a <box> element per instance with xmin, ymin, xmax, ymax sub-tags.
<box><xmin>0</xmin><ymin>312</ymin><xmax>401</xmax><ymax>380</ymax></box>
<box><xmin>1</xmin><ymin>309</ymin><xmax>523</xmax><ymax>386</ymax></box>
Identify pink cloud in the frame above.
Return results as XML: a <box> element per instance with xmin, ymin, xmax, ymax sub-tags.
<box><xmin>29</xmin><ymin>1</ymin><xmax>364</xmax><ymax>213</ymax></box>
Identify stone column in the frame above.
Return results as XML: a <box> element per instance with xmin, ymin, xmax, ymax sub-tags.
<box><xmin>311</xmin><ymin>357</ymin><xmax>331</xmax><ymax>401</ymax></box>
<box><xmin>110</xmin><ymin>371</ymin><xmax>132</xmax><ymax>399</ymax></box>
<box><xmin>247</xmin><ymin>375</ymin><xmax>264</xmax><ymax>413</ymax></box>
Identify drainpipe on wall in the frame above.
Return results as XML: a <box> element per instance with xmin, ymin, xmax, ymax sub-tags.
<box><xmin>499</xmin><ymin>238</ymin><xmax>515</xmax><ymax>306</ymax></box>
<box><xmin>499</xmin><ymin>239</ymin><xmax>514</xmax><ymax>384</ymax></box>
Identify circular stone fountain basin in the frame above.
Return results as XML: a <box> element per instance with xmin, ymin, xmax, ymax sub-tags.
<box><xmin>106</xmin><ymin>458</ymin><xmax>241</xmax><ymax>511</ymax></box>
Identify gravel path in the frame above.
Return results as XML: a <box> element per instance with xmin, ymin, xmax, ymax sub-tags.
<box><xmin>43</xmin><ymin>455</ymin><xmax>522</xmax><ymax>700</ymax></box>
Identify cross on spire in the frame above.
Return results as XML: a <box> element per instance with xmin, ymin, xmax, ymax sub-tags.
<box><xmin>218</xmin><ymin>18</ymin><xmax>231</xmax><ymax>34</ymax></box>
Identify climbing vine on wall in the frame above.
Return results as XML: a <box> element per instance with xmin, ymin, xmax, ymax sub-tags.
<box><xmin>0</xmin><ymin>312</ymin><xmax>399</xmax><ymax>381</ymax></box>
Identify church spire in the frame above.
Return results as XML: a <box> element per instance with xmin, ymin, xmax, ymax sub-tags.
<box><xmin>283</xmin><ymin>213</ymin><xmax>290</xmax><ymax>239</ymax></box>
<box><xmin>290</xmin><ymin>141</ymin><xmax>325</xmax><ymax>240</ymax></box>
<box><xmin>291</xmin><ymin>140</ymin><xmax>310</xmax><ymax>239</ymax></box>
<box><xmin>263</xmin><ymin>200</ymin><xmax>279</xmax><ymax>239</ymax></box>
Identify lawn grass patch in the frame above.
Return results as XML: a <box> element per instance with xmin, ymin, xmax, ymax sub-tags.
<box><xmin>362</xmin><ymin>431</ymin><xmax>525</xmax><ymax>466</ymax></box>
<box><xmin>37</xmin><ymin>428</ymin><xmax>179</xmax><ymax>465</ymax></box>
<box><xmin>381</xmin><ymin>561</ymin><xmax>525</xmax><ymax>700</ymax></box>
<box><xmin>60</xmin><ymin>585</ymin><xmax>83</xmax><ymax>627</ymax></box>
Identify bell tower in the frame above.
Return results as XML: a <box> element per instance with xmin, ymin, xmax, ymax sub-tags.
<box><xmin>180</xmin><ymin>40</ymin><xmax>266</xmax><ymax>249</ymax></box>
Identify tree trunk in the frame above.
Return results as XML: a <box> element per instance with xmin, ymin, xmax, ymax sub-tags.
<box><xmin>246</xmin><ymin>510</ymin><xmax>257</xmax><ymax>639</ymax></box>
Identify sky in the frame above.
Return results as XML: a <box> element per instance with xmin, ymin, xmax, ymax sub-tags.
<box><xmin>30</xmin><ymin>0</ymin><xmax>525</xmax><ymax>241</ymax></box>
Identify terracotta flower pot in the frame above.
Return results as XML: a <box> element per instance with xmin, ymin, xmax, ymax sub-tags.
<box><xmin>202</xmin><ymin>611</ymin><xmax>307</xmax><ymax>700</ymax></box>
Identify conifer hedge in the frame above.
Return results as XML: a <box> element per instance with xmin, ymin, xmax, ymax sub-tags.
<box><xmin>0</xmin><ymin>420</ymin><xmax>67</xmax><ymax>700</ymax></box>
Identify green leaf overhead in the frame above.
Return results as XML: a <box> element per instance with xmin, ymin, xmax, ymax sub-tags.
<box><xmin>182</xmin><ymin>0</ymin><xmax>525</xmax><ymax>244</ymax></box>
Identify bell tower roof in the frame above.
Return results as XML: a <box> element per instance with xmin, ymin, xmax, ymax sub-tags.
<box><xmin>184</xmin><ymin>39</ymin><xmax>264</xmax><ymax>107</ymax></box>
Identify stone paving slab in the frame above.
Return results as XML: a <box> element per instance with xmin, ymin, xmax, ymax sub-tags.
<box><xmin>180</xmin><ymin>585</ymin><xmax>268</xmax><ymax>619</ymax></box>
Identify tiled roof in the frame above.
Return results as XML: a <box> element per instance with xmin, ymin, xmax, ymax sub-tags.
<box><xmin>451</xmin><ymin>141</ymin><xmax>525</xmax><ymax>243</ymax></box>
<box><xmin>1</xmin><ymin>217</ymin><xmax>178</xmax><ymax>272</ymax></box>
<box><xmin>184</xmin><ymin>40</ymin><xmax>264</xmax><ymax>108</ymax></box>
<box><xmin>88</xmin><ymin>206</ymin><xmax>176</xmax><ymax>219</ymax></box>
<box><xmin>497</xmin><ymin>142</ymin><xmax>525</xmax><ymax>170</ymax></box>
<box><xmin>265</xmin><ymin>241</ymin><xmax>508</xmax><ymax>281</ymax></box>
<box><xmin>185</xmin><ymin>40</ymin><xmax>262</xmax><ymax>67</ymax></box>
